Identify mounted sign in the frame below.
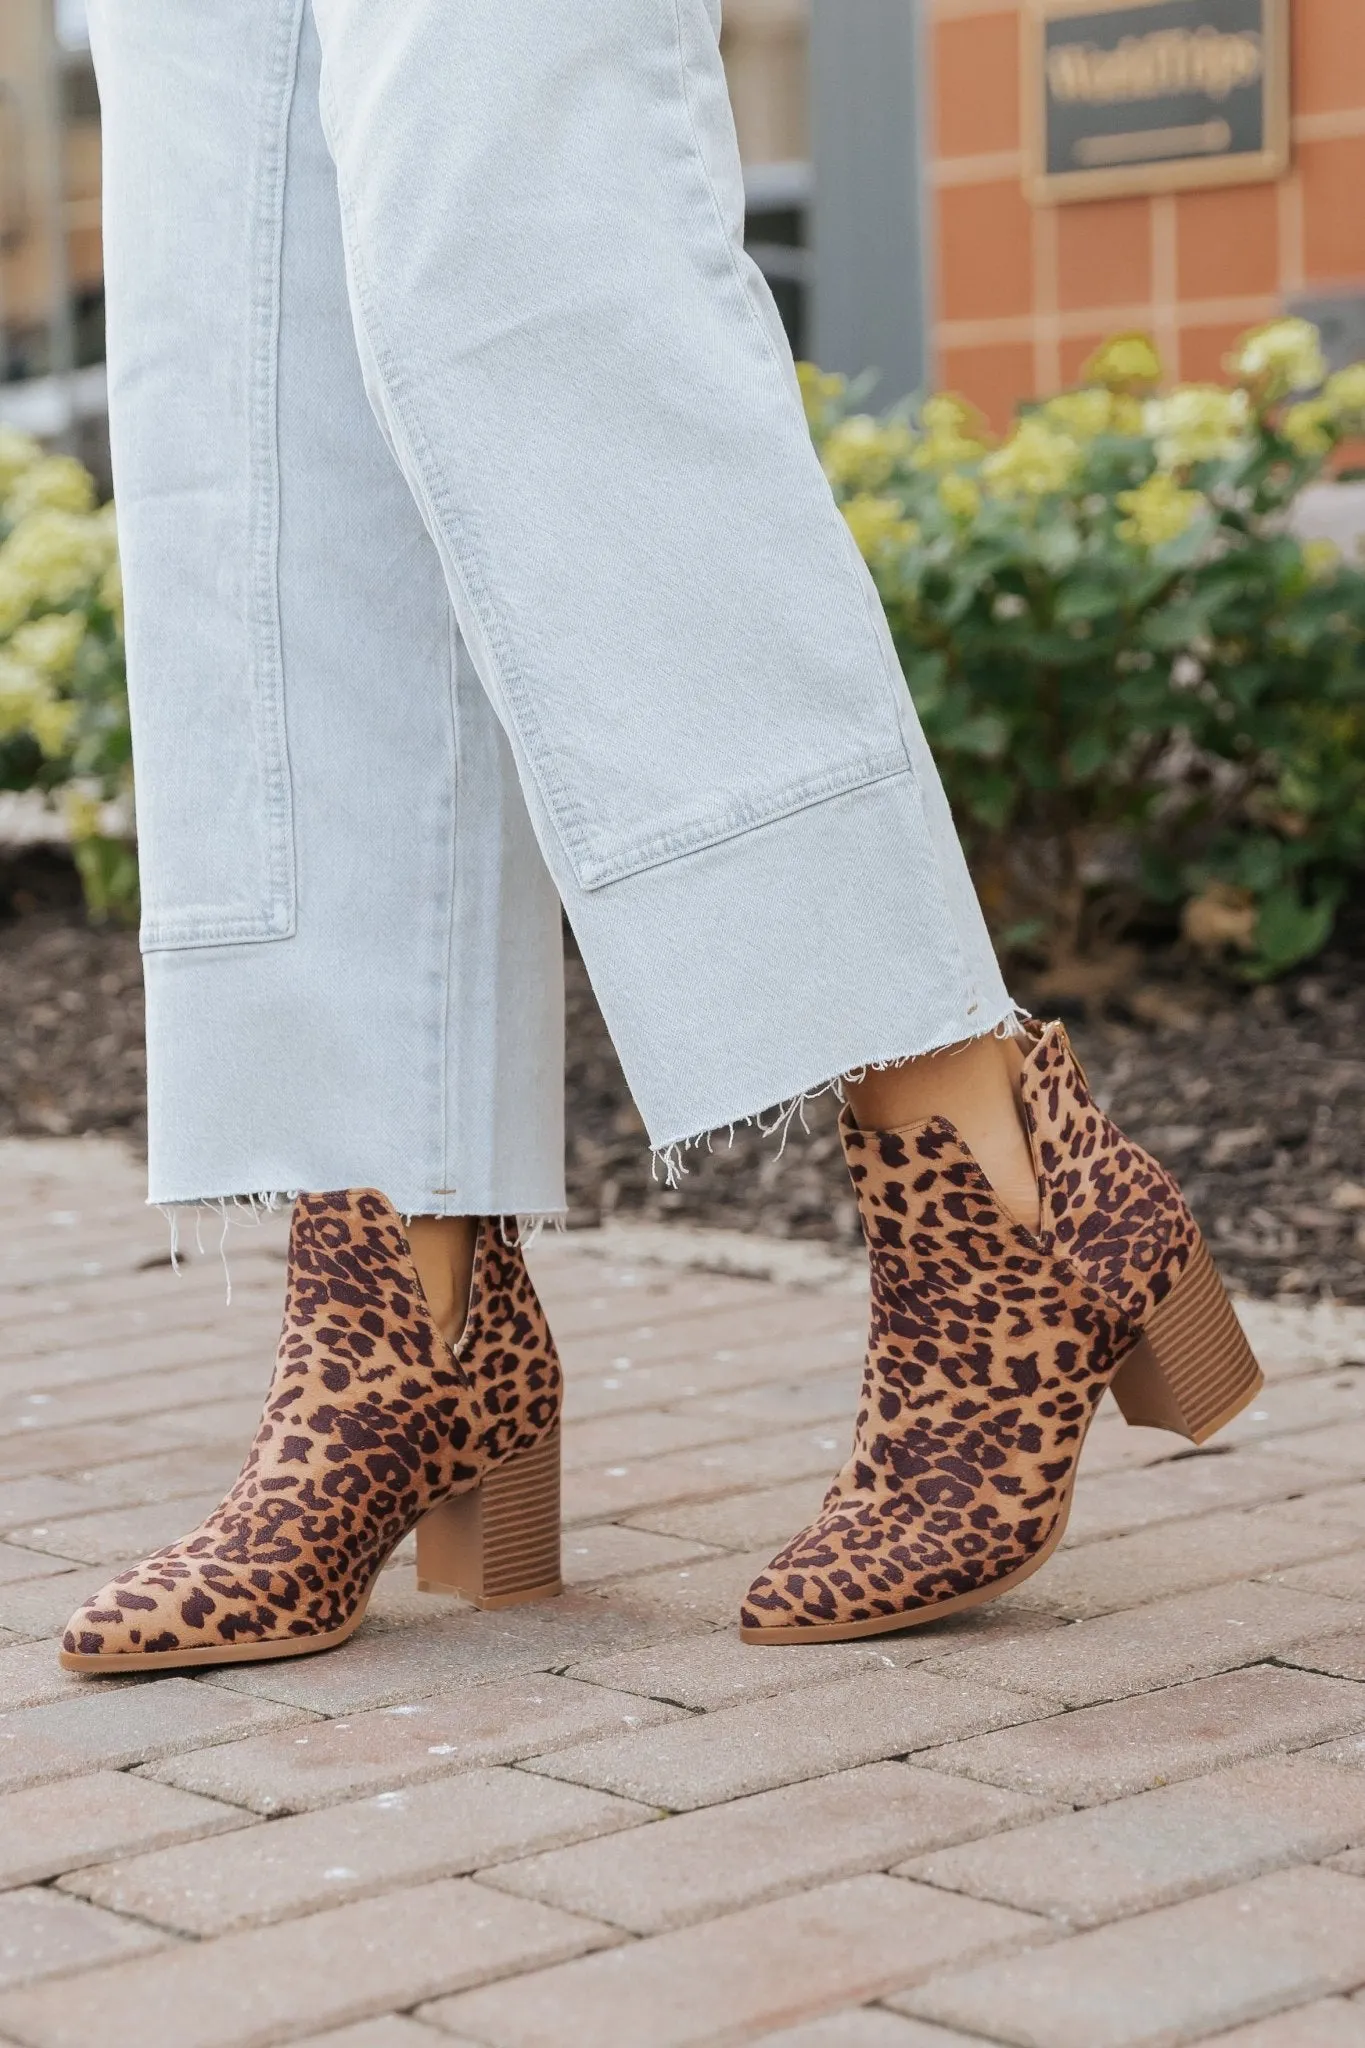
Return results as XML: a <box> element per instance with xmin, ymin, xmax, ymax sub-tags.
<box><xmin>1024</xmin><ymin>0</ymin><xmax>1289</xmax><ymax>203</ymax></box>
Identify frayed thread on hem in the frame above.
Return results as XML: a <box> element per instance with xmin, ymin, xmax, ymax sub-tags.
<box><xmin>151</xmin><ymin>1191</ymin><xmax>568</xmax><ymax>1302</ymax></box>
<box><xmin>153</xmin><ymin>1190</ymin><xmax>301</xmax><ymax>1304</ymax></box>
<box><xmin>650</xmin><ymin>1003</ymin><xmax>1031</xmax><ymax>1190</ymax></box>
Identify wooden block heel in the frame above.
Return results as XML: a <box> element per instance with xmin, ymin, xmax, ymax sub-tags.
<box><xmin>1109</xmin><ymin>1238</ymin><xmax>1263</xmax><ymax>1445</ymax></box>
<box><xmin>414</xmin><ymin>1427</ymin><xmax>562</xmax><ymax>1609</ymax></box>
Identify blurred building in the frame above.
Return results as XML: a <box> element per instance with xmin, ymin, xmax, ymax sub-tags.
<box><xmin>3</xmin><ymin>0</ymin><xmax>1364</xmax><ymax>445</ymax></box>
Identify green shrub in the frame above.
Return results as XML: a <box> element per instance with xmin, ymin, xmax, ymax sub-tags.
<box><xmin>0</xmin><ymin>427</ymin><xmax>134</xmax><ymax>923</ymax></box>
<box><xmin>802</xmin><ymin>319</ymin><xmax>1365</xmax><ymax>980</ymax></box>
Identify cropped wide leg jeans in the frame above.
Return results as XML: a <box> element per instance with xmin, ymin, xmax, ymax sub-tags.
<box><xmin>88</xmin><ymin>0</ymin><xmax>1012</xmax><ymax>1219</ymax></box>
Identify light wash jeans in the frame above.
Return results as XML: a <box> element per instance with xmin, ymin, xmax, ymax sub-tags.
<box><xmin>88</xmin><ymin>0</ymin><xmax>1012</xmax><ymax>1219</ymax></box>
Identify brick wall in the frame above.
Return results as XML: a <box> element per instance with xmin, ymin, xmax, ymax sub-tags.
<box><xmin>929</xmin><ymin>0</ymin><xmax>1365</xmax><ymax>424</ymax></box>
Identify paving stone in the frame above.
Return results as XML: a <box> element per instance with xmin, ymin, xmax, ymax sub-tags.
<box><xmin>523</xmin><ymin>1669</ymin><xmax>1047</xmax><ymax>1811</ymax></box>
<box><xmin>1005</xmin><ymin>1499</ymin><xmax>1365</xmax><ymax>1621</ymax></box>
<box><xmin>559</xmin><ymin>1523</ymin><xmax>718</xmax><ymax>1586</ymax></box>
<box><xmin>1065</xmin><ymin>1451</ymin><xmax>1342</xmax><ymax>1545</ymax></box>
<box><xmin>753</xmin><ymin>2019</ymin><xmax>995</xmax><ymax>2048</ymax></box>
<box><xmin>0</xmin><ymin>1769</ymin><xmax>248</xmax><ymax>1888</ymax></box>
<box><xmin>0</xmin><ymin>1571</ymin><xmax>108</xmax><ymax>1646</ymax></box>
<box><xmin>558</xmin><ymin>1326</ymin><xmax>865</xmax><ymax>1424</ymax></box>
<box><xmin>0</xmin><ymin>1546</ymin><xmax>79</xmax><ymax>1587</ymax></box>
<box><xmin>292</xmin><ymin>2022</ymin><xmax>451</xmax><ymax>2048</ymax></box>
<box><xmin>1068</xmin><ymin>1414</ymin><xmax>1184</xmax><ymax>1477</ymax></box>
<box><xmin>0</xmin><ymin>1676</ymin><xmax>307</xmax><ymax>1793</ymax></box>
<box><xmin>1208</xmin><ymin>2001</ymin><xmax>1365</xmax><ymax>2045</ymax></box>
<box><xmin>194</xmin><ymin>1589</ymin><xmax>693</xmax><ymax>1716</ymax></box>
<box><xmin>561</xmin><ymin>1424</ymin><xmax>851</xmax><ymax>1526</ymax></box>
<box><xmin>484</xmin><ymin>1761</ymin><xmax>1048</xmax><ymax>1933</ymax></box>
<box><xmin>1235</xmin><ymin>1299</ymin><xmax>1365</xmax><ymax>1382</ymax></box>
<box><xmin>0</xmin><ymin>1415</ymin><xmax>251</xmax><ymax>1486</ymax></box>
<box><xmin>670</xmin><ymin>1366</ymin><xmax>863</xmax><ymax>1430</ymax></box>
<box><xmin>901</xmin><ymin>1754</ymin><xmax>1365</xmax><ymax>1924</ymax></box>
<box><xmin>1279</xmin><ymin>1625</ymin><xmax>1365</xmax><ymax>1680</ymax></box>
<box><xmin>894</xmin><ymin>1865</ymin><xmax>1365</xmax><ymax>2048</ymax></box>
<box><xmin>0</xmin><ymin>1359</ymin><xmax>268</xmax><ymax>1437</ymax></box>
<box><xmin>1309</xmin><ymin>1730</ymin><xmax>1365</xmax><ymax>1772</ymax></box>
<box><xmin>0</xmin><ymin>1638</ymin><xmax>148</xmax><ymax>1712</ymax></box>
<box><xmin>8</xmin><ymin>1495</ymin><xmax>225</xmax><ymax>1568</ymax></box>
<box><xmin>575</xmin><ymin>1547</ymin><xmax>778</xmax><ymax>1630</ymax></box>
<box><xmin>0</xmin><ymin>1479</ymin><xmax>98</xmax><ymax>1536</ymax></box>
<box><xmin>1215</xmin><ymin>1367</ymin><xmax>1365</xmax><ymax>1448</ymax></box>
<box><xmin>0</xmin><ymin>1879</ymin><xmax>618</xmax><ymax>2048</ymax></box>
<box><xmin>565</xmin><ymin>1628</ymin><xmax>920</xmax><ymax>1712</ymax></box>
<box><xmin>64</xmin><ymin>1768</ymin><xmax>650</xmax><ymax>1934</ymax></box>
<box><xmin>427</xmin><ymin>1875</ymin><xmax>1042</xmax><ymax>2047</ymax></box>
<box><xmin>560</xmin><ymin>1407</ymin><xmax>749</xmax><ymax>1472</ymax></box>
<box><xmin>1270</xmin><ymin>1553</ymin><xmax>1365</xmax><ymax>1601</ymax></box>
<box><xmin>0</xmin><ymin>1886</ymin><xmax>164</xmax><ymax>1990</ymax></box>
<box><xmin>1254</xmin><ymin>1421</ymin><xmax>1365</xmax><ymax>1472</ymax></box>
<box><xmin>0</xmin><ymin>1327</ymin><xmax>262</xmax><ymax>1405</ymax></box>
<box><xmin>624</xmin><ymin>1475</ymin><xmax>832</xmax><ymax>1552</ymax></box>
<box><xmin>920</xmin><ymin>1665</ymin><xmax>1365</xmax><ymax>1805</ymax></box>
<box><xmin>921</xmin><ymin>1580</ymin><xmax>1365</xmax><ymax>1706</ymax></box>
<box><xmin>30</xmin><ymin>1444</ymin><xmax>243</xmax><ymax>1511</ymax></box>
<box><xmin>147</xmin><ymin>1675</ymin><xmax>683</xmax><ymax>1814</ymax></box>
<box><xmin>1304</xmin><ymin>1483</ymin><xmax>1365</xmax><ymax>1528</ymax></box>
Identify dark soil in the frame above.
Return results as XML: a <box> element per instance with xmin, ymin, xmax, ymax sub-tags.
<box><xmin>3</xmin><ymin>848</ymin><xmax>1363</xmax><ymax>1302</ymax></box>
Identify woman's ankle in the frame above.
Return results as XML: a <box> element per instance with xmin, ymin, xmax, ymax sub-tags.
<box><xmin>405</xmin><ymin>1213</ymin><xmax>479</xmax><ymax>1348</ymax></box>
<box><xmin>845</xmin><ymin>1031</ymin><xmax>1041</xmax><ymax>1233</ymax></box>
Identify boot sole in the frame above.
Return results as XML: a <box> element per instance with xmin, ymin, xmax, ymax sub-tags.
<box><xmin>58</xmin><ymin>1429</ymin><xmax>563</xmax><ymax>1675</ymax></box>
<box><xmin>740</xmin><ymin>1238</ymin><xmax>1263</xmax><ymax>1646</ymax></box>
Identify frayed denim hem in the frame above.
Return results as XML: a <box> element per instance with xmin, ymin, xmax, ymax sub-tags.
<box><xmin>649</xmin><ymin>1000</ymin><xmax>1030</xmax><ymax>1188</ymax></box>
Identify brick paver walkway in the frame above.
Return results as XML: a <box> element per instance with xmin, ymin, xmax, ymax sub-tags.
<box><xmin>1</xmin><ymin>1137</ymin><xmax>1364</xmax><ymax>2048</ymax></box>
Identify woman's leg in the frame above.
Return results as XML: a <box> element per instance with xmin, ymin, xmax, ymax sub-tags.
<box><xmin>307</xmin><ymin>0</ymin><xmax>1016</xmax><ymax>1157</ymax></box>
<box><xmin>62</xmin><ymin>3</ymin><xmax>571</xmax><ymax>1676</ymax></box>
<box><xmin>845</xmin><ymin>1036</ymin><xmax>1041</xmax><ymax>1233</ymax></box>
<box><xmin>296</xmin><ymin>0</ymin><xmax>1260</xmax><ymax>1652</ymax></box>
<box><xmin>89</xmin><ymin>0</ymin><xmax>565</xmax><ymax>1221</ymax></box>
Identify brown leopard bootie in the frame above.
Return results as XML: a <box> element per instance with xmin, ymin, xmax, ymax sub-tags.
<box><xmin>59</xmin><ymin>1190</ymin><xmax>562</xmax><ymax>1674</ymax></box>
<box><xmin>741</xmin><ymin>1021</ymin><xmax>1262</xmax><ymax>1643</ymax></box>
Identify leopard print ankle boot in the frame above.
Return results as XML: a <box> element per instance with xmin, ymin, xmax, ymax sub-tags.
<box><xmin>59</xmin><ymin>1191</ymin><xmax>562</xmax><ymax>1673</ymax></box>
<box><xmin>740</xmin><ymin>1021</ymin><xmax>1262</xmax><ymax>1643</ymax></box>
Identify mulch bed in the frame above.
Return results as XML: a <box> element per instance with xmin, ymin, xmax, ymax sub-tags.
<box><xmin>3</xmin><ymin>847</ymin><xmax>1363</xmax><ymax>1302</ymax></box>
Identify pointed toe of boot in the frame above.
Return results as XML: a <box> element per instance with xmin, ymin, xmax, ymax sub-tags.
<box><xmin>57</xmin><ymin>1554</ymin><xmax>324</xmax><ymax>1674</ymax></box>
<box><xmin>60</xmin><ymin>1562</ymin><xmax>193</xmax><ymax>1671</ymax></box>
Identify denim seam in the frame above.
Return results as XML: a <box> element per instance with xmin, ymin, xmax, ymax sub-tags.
<box><xmin>140</xmin><ymin>0</ymin><xmax>304</xmax><ymax>956</ymax></box>
<box><xmin>669</xmin><ymin>0</ymin><xmax>917</xmax><ymax>784</ymax></box>
<box><xmin>574</xmin><ymin>751</ymin><xmax>911</xmax><ymax>890</ymax></box>
<box><xmin>440</xmin><ymin>606</ymin><xmax>461</xmax><ymax>1214</ymax></box>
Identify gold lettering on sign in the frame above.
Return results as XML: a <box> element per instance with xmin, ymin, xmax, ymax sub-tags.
<box><xmin>1047</xmin><ymin>27</ymin><xmax>1264</xmax><ymax>106</ymax></box>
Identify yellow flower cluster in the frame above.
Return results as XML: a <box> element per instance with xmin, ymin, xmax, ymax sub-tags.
<box><xmin>910</xmin><ymin>393</ymin><xmax>990</xmax><ymax>472</ymax></box>
<box><xmin>840</xmin><ymin>492</ymin><xmax>919</xmax><ymax>560</ymax></box>
<box><xmin>938</xmin><ymin>471</ymin><xmax>982</xmax><ymax>522</ymax></box>
<box><xmin>1081</xmin><ymin>332</ymin><xmax>1163</xmax><ymax>392</ymax></box>
<box><xmin>981</xmin><ymin>417</ymin><xmax>1079</xmax><ymax>499</ymax></box>
<box><xmin>1325</xmin><ymin>363</ymin><xmax>1365</xmax><ymax>428</ymax></box>
<box><xmin>1116</xmin><ymin>471</ymin><xmax>1207</xmax><ymax>548</ymax></box>
<box><xmin>1227</xmin><ymin>318</ymin><xmax>1327</xmax><ymax>400</ymax></box>
<box><xmin>0</xmin><ymin>431</ymin><xmax>119</xmax><ymax>771</ymax></box>
<box><xmin>0</xmin><ymin>649</ymin><xmax>76</xmax><ymax>756</ymax></box>
<box><xmin>1143</xmin><ymin>384</ymin><xmax>1251</xmax><ymax>470</ymax></box>
<box><xmin>1042</xmin><ymin>388</ymin><xmax>1144</xmax><ymax>440</ymax></box>
<box><xmin>820</xmin><ymin>413</ymin><xmax>916</xmax><ymax>492</ymax></box>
